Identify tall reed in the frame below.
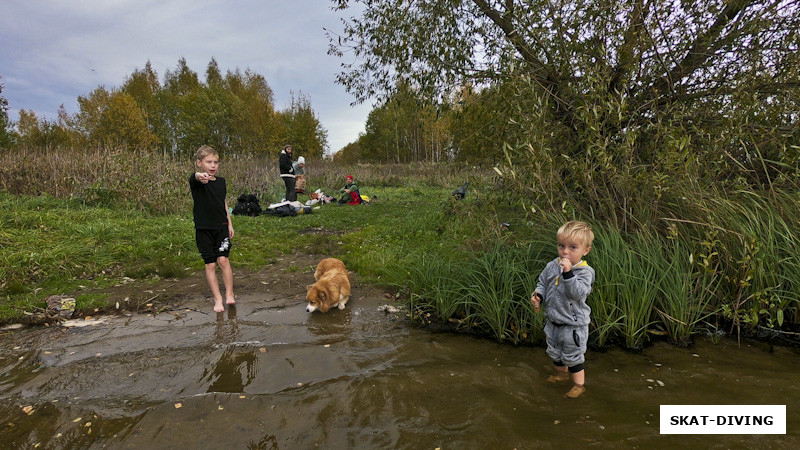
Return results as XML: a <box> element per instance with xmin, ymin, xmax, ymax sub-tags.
<box><xmin>651</xmin><ymin>238</ymin><xmax>720</xmax><ymax>346</ymax></box>
<box><xmin>591</xmin><ymin>228</ymin><xmax>660</xmax><ymax>349</ymax></box>
<box><xmin>405</xmin><ymin>243</ymin><xmax>546</xmax><ymax>344</ymax></box>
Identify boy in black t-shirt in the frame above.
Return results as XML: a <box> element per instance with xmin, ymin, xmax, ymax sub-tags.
<box><xmin>190</xmin><ymin>145</ymin><xmax>235</xmax><ymax>312</ymax></box>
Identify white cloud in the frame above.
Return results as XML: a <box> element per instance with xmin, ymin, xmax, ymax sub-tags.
<box><xmin>0</xmin><ymin>0</ymin><xmax>369</xmax><ymax>153</ymax></box>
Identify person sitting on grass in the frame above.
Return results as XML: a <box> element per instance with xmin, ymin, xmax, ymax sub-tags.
<box><xmin>337</xmin><ymin>175</ymin><xmax>361</xmax><ymax>205</ymax></box>
<box><xmin>190</xmin><ymin>145</ymin><xmax>235</xmax><ymax>313</ymax></box>
<box><xmin>530</xmin><ymin>220</ymin><xmax>595</xmax><ymax>398</ymax></box>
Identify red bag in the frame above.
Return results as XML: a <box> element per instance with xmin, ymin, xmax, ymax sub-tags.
<box><xmin>347</xmin><ymin>190</ymin><xmax>362</xmax><ymax>205</ymax></box>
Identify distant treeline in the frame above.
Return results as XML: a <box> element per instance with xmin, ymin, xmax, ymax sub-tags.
<box><xmin>0</xmin><ymin>58</ymin><xmax>328</xmax><ymax>159</ymax></box>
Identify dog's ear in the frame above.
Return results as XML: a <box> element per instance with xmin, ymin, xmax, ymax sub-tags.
<box><xmin>318</xmin><ymin>290</ymin><xmax>330</xmax><ymax>312</ymax></box>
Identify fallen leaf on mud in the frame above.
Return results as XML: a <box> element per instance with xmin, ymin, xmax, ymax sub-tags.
<box><xmin>259</xmin><ymin>348</ymin><xmax>266</xmax><ymax>353</ymax></box>
<box><xmin>72</xmin><ymin>417</ymin><xmax>82</xmax><ymax>423</ymax></box>
<box><xmin>95</xmin><ymin>353</ymin><xmax>102</xmax><ymax>357</ymax></box>
<box><xmin>239</xmin><ymin>396</ymin><xmax>246</xmax><ymax>399</ymax></box>
<box><xmin>218</xmin><ymin>406</ymin><xmax>224</xmax><ymax>410</ymax></box>
<box><xmin>84</xmin><ymin>316</ymin><xmax>92</xmax><ymax>320</ymax></box>
<box><xmin>174</xmin><ymin>403</ymin><xmax>182</xmax><ymax>409</ymax></box>
<box><xmin>85</xmin><ymin>422</ymin><xmax>92</xmax><ymax>427</ymax></box>
<box><xmin>62</xmin><ymin>318</ymin><xmax>107</xmax><ymax>328</ymax></box>
<box><xmin>324</xmin><ymin>344</ymin><xmax>330</xmax><ymax>348</ymax></box>
<box><xmin>21</xmin><ymin>406</ymin><xmax>34</xmax><ymax>415</ymax></box>
<box><xmin>146</xmin><ymin>304</ymin><xmax>153</xmax><ymax>307</ymax></box>
<box><xmin>554</xmin><ymin>420</ymin><xmax>560</xmax><ymax>425</ymax></box>
<box><xmin>297</xmin><ymin>382</ymin><xmax>303</xmax><ymax>386</ymax></box>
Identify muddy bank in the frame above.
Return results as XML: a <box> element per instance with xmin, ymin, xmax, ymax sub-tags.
<box><xmin>11</xmin><ymin>253</ymin><xmax>345</xmax><ymax>327</ymax></box>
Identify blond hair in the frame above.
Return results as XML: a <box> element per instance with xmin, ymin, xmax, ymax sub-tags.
<box><xmin>194</xmin><ymin>145</ymin><xmax>218</xmax><ymax>161</ymax></box>
<box><xmin>557</xmin><ymin>221</ymin><xmax>594</xmax><ymax>247</ymax></box>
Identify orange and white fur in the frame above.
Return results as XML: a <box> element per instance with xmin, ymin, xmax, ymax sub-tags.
<box><xmin>306</xmin><ymin>258</ymin><xmax>351</xmax><ymax>313</ymax></box>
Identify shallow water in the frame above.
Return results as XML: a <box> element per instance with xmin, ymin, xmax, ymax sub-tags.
<box><xmin>1</xmin><ymin>288</ymin><xmax>798</xmax><ymax>448</ymax></box>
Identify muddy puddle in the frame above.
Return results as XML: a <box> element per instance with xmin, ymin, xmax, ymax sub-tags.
<box><xmin>1</xmin><ymin>287</ymin><xmax>798</xmax><ymax>448</ymax></box>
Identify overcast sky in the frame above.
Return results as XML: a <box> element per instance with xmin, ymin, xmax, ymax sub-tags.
<box><xmin>0</xmin><ymin>0</ymin><xmax>372</xmax><ymax>154</ymax></box>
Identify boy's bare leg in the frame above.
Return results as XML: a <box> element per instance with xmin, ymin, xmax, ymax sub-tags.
<box><xmin>565</xmin><ymin>370</ymin><xmax>586</xmax><ymax>398</ymax></box>
<box><xmin>218</xmin><ymin>256</ymin><xmax>235</xmax><ymax>305</ymax></box>
<box><xmin>204</xmin><ymin>262</ymin><xmax>225</xmax><ymax>312</ymax></box>
<box><xmin>548</xmin><ymin>365</ymin><xmax>570</xmax><ymax>382</ymax></box>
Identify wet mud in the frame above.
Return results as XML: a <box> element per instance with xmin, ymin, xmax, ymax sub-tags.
<box><xmin>1</xmin><ymin>259</ymin><xmax>799</xmax><ymax>448</ymax></box>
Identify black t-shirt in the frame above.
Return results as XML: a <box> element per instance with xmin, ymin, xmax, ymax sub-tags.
<box><xmin>189</xmin><ymin>174</ymin><xmax>228</xmax><ymax>229</ymax></box>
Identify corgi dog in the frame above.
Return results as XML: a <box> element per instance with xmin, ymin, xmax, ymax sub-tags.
<box><xmin>306</xmin><ymin>258</ymin><xmax>351</xmax><ymax>313</ymax></box>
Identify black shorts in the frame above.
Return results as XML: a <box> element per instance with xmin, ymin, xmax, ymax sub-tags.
<box><xmin>195</xmin><ymin>228</ymin><xmax>232</xmax><ymax>264</ymax></box>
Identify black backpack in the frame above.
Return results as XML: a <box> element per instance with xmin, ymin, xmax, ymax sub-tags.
<box><xmin>232</xmin><ymin>194</ymin><xmax>262</xmax><ymax>216</ymax></box>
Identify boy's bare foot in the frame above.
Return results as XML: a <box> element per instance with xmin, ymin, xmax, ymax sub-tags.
<box><xmin>213</xmin><ymin>300</ymin><xmax>224</xmax><ymax>313</ymax></box>
<box><xmin>225</xmin><ymin>297</ymin><xmax>236</xmax><ymax>305</ymax></box>
<box><xmin>564</xmin><ymin>384</ymin><xmax>586</xmax><ymax>398</ymax></box>
<box><xmin>547</xmin><ymin>372</ymin><xmax>570</xmax><ymax>383</ymax></box>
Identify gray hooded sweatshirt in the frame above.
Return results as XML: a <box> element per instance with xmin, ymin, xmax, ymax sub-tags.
<box><xmin>534</xmin><ymin>258</ymin><xmax>595</xmax><ymax>326</ymax></box>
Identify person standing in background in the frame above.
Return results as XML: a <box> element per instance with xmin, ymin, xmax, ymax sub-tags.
<box><xmin>279</xmin><ymin>144</ymin><xmax>296</xmax><ymax>201</ymax></box>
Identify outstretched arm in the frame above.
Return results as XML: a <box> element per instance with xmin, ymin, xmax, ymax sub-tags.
<box><xmin>195</xmin><ymin>172</ymin><xmax>212</xmax><ymax>184</ymax></box>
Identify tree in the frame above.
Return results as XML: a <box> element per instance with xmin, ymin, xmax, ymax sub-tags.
<box><xmin>0</xmin><ymin>79</ymin><xmax>12</xmax><ymax>149</ymax></box>
<box><xmin>123</xmin><ymin>61</ymin><xmax>169</xmax><ymax>152</ymax></box>
<box><xmin>14</xmin><ymin>109</ymin><xmax>43</xmax><ymax>147</ymax></box>
<box><xmin>357</xmin><ymin>80</ymin><xmax>451</xmax><ymax>163</ymax></box>
<box><xmin>279</xmin><ymin>92</ymin><xmax>329</xmax><ymax>159</ymax></box>
<box><xmin>331</xmin><ymin>0</ymin><xmax>800</xmax><ymax>224</ymax></box>
<box><xmin>330</xmin><ymin>0</ymin><xmax>799</xmax><ymax>165</ymax></box>
<box><xmin>75</xmin><ymin>87</ymin><xmax>159</xmax><ymax>149</ymax></box>
<box><xmin>333</xmin><ymin>138</ymin><xmax>362</xmax><ymax>165</ymax></box>
<box><xmin>225</xmin><ymin>68</ymin><xmax>283</xmax><ymax>155</ymax></box>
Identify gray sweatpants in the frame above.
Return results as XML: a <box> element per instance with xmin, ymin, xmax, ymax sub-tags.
<box><xmin>544</xmin><ymin>321</ymin><xmax>588</xmax><ymax>367</ymax></box>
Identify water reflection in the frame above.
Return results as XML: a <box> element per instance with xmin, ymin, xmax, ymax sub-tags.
<box><xmin>204</xmin><ymin>305</ymin><xmax>258</xmax><ymax>393</ymax></box>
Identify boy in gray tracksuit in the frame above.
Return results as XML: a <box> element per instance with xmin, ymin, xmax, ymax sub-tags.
<box><xmin>531</xmin><ymin>221</ymin><xmax>595</xmax><ymax>398</ymax></box>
